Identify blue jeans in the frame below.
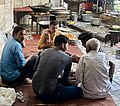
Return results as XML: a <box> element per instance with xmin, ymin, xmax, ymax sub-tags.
<box><xmin>34</xmin><ymin>84</ymin><xmax>83</xmax><ymax>102</ymax></box>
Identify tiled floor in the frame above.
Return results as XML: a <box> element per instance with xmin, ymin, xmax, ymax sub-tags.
<box><xmin>100</xmin><ymin>42</ymin><xmax>120</xmax><ymax>106</ymax></box>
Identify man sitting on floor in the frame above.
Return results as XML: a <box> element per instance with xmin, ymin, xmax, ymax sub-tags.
<box><xmin>78</xmin><ymin>32</ymin><xmax>115</xmax><ymax>83</ymax></box>
<box><xmin>75</xmin><ymin>38</ymin><xmax>111</xmax><ymax>99</ymax></box>
<box><xmin>37</xmin><ymin>20</ymin><xmax>62</xmax><ymax>50</ymax></box>
<box><xmin>32</xmin><ymin>35</ymin><xmax>83</xmax><ymax>102</ymax></box>
<box><xmin>1</xmin><ymin>26</ymin><xmax>37</xmax><ymax>85</ymax></box>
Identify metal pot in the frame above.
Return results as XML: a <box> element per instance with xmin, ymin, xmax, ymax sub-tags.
<box><xmin>91</xmin><ymin>18</ymin><xmax>102</xmax><ymax>26</ymax></box>
<box><xmin>50</xmin><ymin>10</ymin><xmax>70</xmax><ymax>15</ymax></box>
<box><xmin>71</xmin><ymin>12</ymin><xmax>78</xmax><ymax>22</ymax></box>
<box><xmin>82</xmin><ymin>14</ymin><xmax>92</xmax><ymax>22</ymax></box>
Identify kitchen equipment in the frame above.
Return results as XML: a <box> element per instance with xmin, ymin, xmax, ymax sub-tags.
<box><xmin>49</xmin><ymin>7</ymin><xmax>69</xmax><ymax>15</ymax></box>
<box><xmin>29</xmin><ymin>5</ymin><xmax>50</xmax><ymax>12</ymax></box>
<box><xmin>82</xmin><ymin>14</ymin><xmax>92</xmax><ymax>22</ymax></box>
<box><xmin>49</xmin><ymin>10</ymin><xmax>70</xmax><ymax>15</ymax></box>
<box><xmin>71</xmin><ymin>12</ymin><xmax>78</xmax><ymax>22</ymax></box>
<box><xmin>91</xmin><ymin>18</ymin><xmax>102</xmax><ymax>26</ymax></box>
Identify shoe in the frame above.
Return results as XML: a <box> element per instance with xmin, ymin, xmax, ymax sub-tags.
<box><xmin>16</xmin><ymin>91</ymin><xmax>25</xmax><ymax>103</ymax></box>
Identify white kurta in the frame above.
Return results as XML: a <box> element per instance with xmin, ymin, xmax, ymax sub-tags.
<box><xmin>75</xmin><ymin>50</ymin><xmax>111</xmax><ymax>99</ymax></box>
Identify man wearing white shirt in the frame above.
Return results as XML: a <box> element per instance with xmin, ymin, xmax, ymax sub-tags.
<box><xmin>78</xmin><ymin>32</ymin><xmax>115</xmax><ymax>83</ymax></box>
<box><xmin>75</xmin><ymin>38</ymin><xmax>111</xmax><ymax>99</ymax></box>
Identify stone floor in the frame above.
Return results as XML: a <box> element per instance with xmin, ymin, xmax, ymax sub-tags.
<box><xmin>100</xmin><ymin>42</ymin><xmax>120</xmax><ymax>106</ymax></box>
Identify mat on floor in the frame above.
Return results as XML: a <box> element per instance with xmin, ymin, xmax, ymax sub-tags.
<box><xmin>16</xmin><ymin>34</ymin><xmax>116</xmax><ymax>106</ymax></box>
<box><xmin>23</xmin><ymin>34</ymin><xmax>83</xmax><ymax>57</ymax></box>
<box><xmin>14</xmin><ymin>83</ymin><xmax>116</xmax><ymax>106</ymax></box>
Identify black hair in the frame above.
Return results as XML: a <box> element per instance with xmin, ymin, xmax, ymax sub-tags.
<box><xmin>78</xmin><ymin>32</ymin><xmax>94</xmax><ymax>42</ymax></box>
<box><xmin>12</xmin><ymin>26</ymin><xmax>25</xmax><ymax>37</ymax></box>
<box><xmin>54</xmin><ymin>35</ymin><xmax>68</xmax><ymax>46</ymax></box>
<box><xmin>50</xmin><ymin>20</ymin><xmax>58</xmax><ymax>26</ymax></box>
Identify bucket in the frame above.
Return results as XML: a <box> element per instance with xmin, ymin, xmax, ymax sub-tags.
<box><xmin>71</xmin><ymin>12</ymin><xmax>78</xmax><ymax>22</ymax></box>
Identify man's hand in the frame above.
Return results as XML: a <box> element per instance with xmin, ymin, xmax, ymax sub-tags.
<box><xmin>71</xmin><ymin>55</ymin><xmax>80</xmax><ymax>63</ymax></box>
<box><xmin>25</xmin><ymin>53</ymin><xmax>36</xmax><ymax>62</ymax></box>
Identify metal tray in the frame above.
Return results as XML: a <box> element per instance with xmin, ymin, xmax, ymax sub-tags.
<box><xmin>29</xmin><ymin>5</ymin><xmax>50</xmax><ymax>12</ymax></box>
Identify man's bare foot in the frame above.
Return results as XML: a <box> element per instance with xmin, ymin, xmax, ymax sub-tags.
<box><xmin>25</xmin><ymin>78</ymin><xmax>32</xmax><ymax>84</ymax></box>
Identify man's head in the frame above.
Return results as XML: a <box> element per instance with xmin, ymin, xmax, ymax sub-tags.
<box><xmin>54</xmin><ymin>35</ymin><xmax>69</xmax><ymax>52</ymax></box>
<box><xmin>86</xmin><ymin>38</ymin><xmax>100</xmax><ymax>53</ymax></box>
<box><xmin>49</xmin><ymin>20</ymin><xmax>58</xmax><ymax>33</ymax></box>
<box><xmin>78</xmin><ymin>32</ymin><xmax>94</xmax><ymax>47</ymax></box>
<box><xmin>12</xmin><ymin>26</ymin><xmax>26</xmax><ymax>42</ymax></box>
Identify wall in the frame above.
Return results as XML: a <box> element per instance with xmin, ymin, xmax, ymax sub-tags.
<box><xmin>13</xmin><ymin>0</ymin><xmax>49</xmax><ymax>8</ymax></box>
<box><xmin>0</xmin><ymin>0</ymin><xmax>13</xmax><ymax>33</ymax></box>
<box><xmin>13</xmin><ymin>0</ymin><xmax>63</xmax><ymax>8</ymax></box>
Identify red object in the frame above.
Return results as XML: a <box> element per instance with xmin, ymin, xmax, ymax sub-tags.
<box><xmin>23</xmin><ymin>34</ymin><xmax>83</xmax><ymax>57</ymax></box>
<box><xmin>14</xmin><ymin>6</ymin><xmax>33</xmax><ymax>13</ymax></box>
<box><xmin>80</xmin><ymin>2</ymin><xmax>93</xmax><ymax>11</ymax></box>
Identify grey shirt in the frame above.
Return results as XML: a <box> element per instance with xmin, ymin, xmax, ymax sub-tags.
<box><xmin>32</xmin><ymin>48</ymin><xmax>72</xmax><ymax>95</ymax></box>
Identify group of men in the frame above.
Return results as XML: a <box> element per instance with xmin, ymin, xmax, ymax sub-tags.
<box><xmin>0</xmin><ymin>20</ymin><xmax>114</xmax><ymax>102</ymax></box>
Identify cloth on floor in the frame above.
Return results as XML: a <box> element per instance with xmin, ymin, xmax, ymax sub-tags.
<box><xmin>0</xmin><ymin>87</ymin><xmax>16</xmax><ymax>106</ymax></box>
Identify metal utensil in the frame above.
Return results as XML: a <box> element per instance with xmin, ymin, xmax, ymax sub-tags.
<box><xmin>82</xmin><ymin>14</ymin><xmax>92</xmax><ymax>22</ymax></box>
<box><xmin>91</xmin><ymin>18</ymin><xmax>102</xmax><ymax>26</ymax></box>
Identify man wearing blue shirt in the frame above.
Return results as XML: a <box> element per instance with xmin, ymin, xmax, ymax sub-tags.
<box><xmin>1</xmin><ymin>26</ymin><xmax>37</xmax><ymax>85</ymax></box>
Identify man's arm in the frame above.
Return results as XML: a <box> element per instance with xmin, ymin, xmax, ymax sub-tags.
<box><xmin>38</xmin><ymin>32</ymin><xmax>54</xmax><ymax>50</ymax></box>
<box><xmin>75</xmin><ymin>57</ymin><xmax>84</xmax><ymax>84</ymax></box>
<box><xmin>14</xmin><ymin>44</ymin><xmax>26</xmax><ymax>68</ymax></box>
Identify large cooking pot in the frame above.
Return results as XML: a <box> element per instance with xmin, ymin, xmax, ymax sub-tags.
<box><xmin>91</xmin><ymin>18</ymin><xmax>102</xmax><ymax>26</ymax></box>
<box><xmin>82</xmin><ymin>14</ymin><xmax>92</xmax><ymax>22</ymax></box>
<box><xmin>49</xmin><ymin>10</ymin><xmax>70</xmax><ymax>15</ymax></box>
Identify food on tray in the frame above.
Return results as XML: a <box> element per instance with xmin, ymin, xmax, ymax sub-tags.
<box><xmin>64</xmin><ymin>33</ymin><xmax>77</xmax><ymax>40</ymax></box>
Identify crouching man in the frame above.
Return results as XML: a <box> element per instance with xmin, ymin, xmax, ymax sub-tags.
<box><xmin>75</xmin><ymin>38</ymin><xmax>111</xmax><ymax>99</ymax></box>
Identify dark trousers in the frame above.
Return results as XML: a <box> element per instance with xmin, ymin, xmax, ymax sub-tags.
<box><xmin>34</xmin><ymin>84</ymin><xmax>83</xmax><ymax>102</ymax></box>
<box><xmin>2</xmin><ymin>56</ymin><xmax>38</xmax><ymax>85</ymax></box>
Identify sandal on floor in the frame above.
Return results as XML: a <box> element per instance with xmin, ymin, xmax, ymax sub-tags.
<box><xmin>16</xmin><ymin>91</ymin><xmax>25</xmax><ymax>103</ymax></box>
